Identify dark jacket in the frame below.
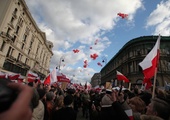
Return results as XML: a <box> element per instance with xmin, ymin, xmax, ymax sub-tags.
<box><xmin>51</xmin><ymin>107</ymin><xmax>76</xmax><ymax>120</ymax></box>
<box><xmin>99</xmin><ymin>101</ymin><xmax>129</xmax><ymax>120</ymax></box>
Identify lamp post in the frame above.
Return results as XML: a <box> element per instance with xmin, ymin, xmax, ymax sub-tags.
<box><xmin>58</xmin><ymin>56</ymin><xmax>64</xmax><ymax>71</ymax></box>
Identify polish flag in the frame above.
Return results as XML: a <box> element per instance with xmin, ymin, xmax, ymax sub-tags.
<box><xmin>0</xmin><ymin>72</ymin><xmax>6</xmax><ymax>78</ymax></box>
<box><xmin>8</xmin><ymin>73</ymin><xmax>20</xmax><ymax>80</ymax></box>
<box><xmin>27</xmin><ymin>71</ymin><xmax>40</xmax><ymax>83</ymax></box>
<box><xmin>116</xmin><ymin>71</ymin><xmax>129</xmax><ymax>83</ymax></box>
<box><xmin>139</xmin><ymin>35</ymin><xmax>160</xmax><ymax>79</ymax></box>
<box><xmin>143</xmin><ymin>77</ymin><xmax>152</xmax><ymax>90</ymax></box>
<box><xmin>44</xmin><ymin>68</ymin><xmax>57</xmax><ymax>85</ymax></box>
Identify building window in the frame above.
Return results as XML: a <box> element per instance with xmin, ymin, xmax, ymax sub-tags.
<box><xmin>10</xmin><ymin>17</ymin><xmax>14</xmax><ymax>24</ymax></box>
<box><xmin>28</xmin><ymin>49</ymin><xmax>31</xmax><ymax>55</ymax></box>
<box><xmin>128</xmin><ymin>62</ymin><xmax>133</xmax><ymax>73</ymax></box>
<box><xmin>29</xmin><ymin>40</ymin><xmax>33</xmax><ymax>48</ymax></box>
<box><xmin>0</xmin><ymin>41</ymin><xmax>6</xmax><ymax>51</ymax></box>
<box><xmin>18</xmin><ymin>17</ymin><xmax>23</xmax><ymax>26</ymax></box>
<box><xmin>23</xmin><ymin>34</ymin><xmax>27</xmax><ymax>42</ymax></box>
<box><xmin>36</xmin><ymin>44</ymin><xmax>39</xmax><ymax>54</ymax></box>
<box><xmin>136</xmin><ymin>49</ymin><xmax>141</xmax><ymax>56</ymax></box>
<box><xmin>129</xmin><ymin>50</ymin><xmax>133</xmax><ymax>58</ymax></box>
<box><xmin>15</xmin><ymin>26</ymin><xmax>20</xmax><ymax>34</ymax></box>
<box><xmin>13</xmin><ymin>35</ymin><xmax>16</xmax><ymax>42</ymax></box>
<box><xmin>25</xmin><ymin>27</ymin><xmax>30</xmax><ymax>35</ymax></box>
<box><xmin>7</xmin><ymin>28</ymin><xmax>11</xmax><ymax>35</ymax></box>
<box><xmin>17</xmin><ymin>53</ymin><xmax>22</xmax><ymax>61</ymax></box>
<box><xmin>13</xmin><ymin>8</ymin><xmax>17</xmax><ymax>15</ymax></box>
<box><xmin>21</xmin><ymin>43</ymin><xmax>24</xmax><ymax>49</ymax></box>
<box><xmin>25</xmin><ymin>58</ymin><xmax>29</xmax><ymax>64</ymax></box>
<box><xmin>6</xmin><ymin>47</ymin><xmax>14</xmax><ymax>57</ymax></box>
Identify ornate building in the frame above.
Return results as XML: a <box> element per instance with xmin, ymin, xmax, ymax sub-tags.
<box><xmin>91</xmin><ymin>73</ymin><xmax>101</xmax><ymax>87</ymax></box>
<box><xmin>0</xmin><ymin>0</ymin><xmax>53</xmax><ymax>79</ymax></box>
<box><xmin>100</xmin><ymin>36</ymin><xmax>170</xmax><ymax>87</ymax></box>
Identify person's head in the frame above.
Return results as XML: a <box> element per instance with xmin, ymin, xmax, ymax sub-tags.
<box><xmin>101</xmin><ymin>94</ymin><xmax>113</xmax><ymax>107</ymax></box>
<box><xmin>46</xmin><ymin>91</ymin><xmax>55</xmax><ymax>101</ymax></box>
<box><xmin>129</xmin><ymin>96</ymin><xmax>146</xmax><ymax>113</ymax></box>
<box><xmin>140</xmin><ymin>114</ymin><xmax>164</xmax><ymax>120</ymax></box>
<box><xmin>146</xmin><ymin>98</ymin><xmax>170</xmax><ymax>120</ymax></box>
<box><xmin>55</xmin><ymin>95</ymin><xmax>64</xmax><ymax>108</ymax></box>
<box><xmin>30</xmin><ymin>88</ymin><xmax>39</xmax><ymax>111</ymax></box>
<box><xmin>37</xmin><ymin>88</ymin><xmax>46</xmax><ymax>100</ymax></box>
<box><xmin>64</xmin><ymin>95</ymin><xmax>73</xmax><ymax>107</ymax></box>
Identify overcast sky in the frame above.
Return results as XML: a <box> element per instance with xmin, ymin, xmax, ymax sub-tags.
<box><xmin>25</xmin><ymin>0</ymin><xmax>170</xmax><ymax>85</ymax></box>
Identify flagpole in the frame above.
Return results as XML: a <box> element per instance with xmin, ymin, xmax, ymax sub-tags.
<box><xmin>152</xmin><ymin>67</ymin><xmax>158</xmax><ymax>99</ymax></box>
<box><xmin>118</xmin><ymin>80</ymin><xmax>123</xmax><ymax>96</ymax></box>
<box><xmin>128</xmin><ymin>82</ymin><xmax>131</xmax><ymax>91</ymax></box>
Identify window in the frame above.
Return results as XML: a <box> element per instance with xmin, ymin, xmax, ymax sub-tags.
<box><xmin>13</xmin><ymin>8</ymin><xmax>17</xmax><ymax>15</ymax></box>
<box><xmin>10</xmin><ymin>17</ymin><xmax>14</xmax><ymax>24</ymax></box>
<box><xmin>13</xmin><ymin>35</ymin><xmax>16</xmax><ymax>42</ymax></box>
<box><xmin>128</xmin><ymin>62</ymin><xmax>133</xmax><ymax>73</ymax></box>
<box><xmin>7</xmin><ymin>47</ymin><xmax>14</xmax><ymax>56</ymax></box>
<box><xmin>25</xmin><ymin>58</ymin><xmax>29</xmax><ymax>64</ymax></box>
<box><xmin>136</xmin><ymin>49</ymin><xmax>141</xmax><ymax>56</ymax></box>
<box><xmin>25</xmin><ymin>27</ymin><xmax>30</xmax><ymax>35</ymax></box>
<box><xmin>28</xmin><ymin>49</ymin><xmax>31</xmax><ymax>55</ymax></box>
<box><xmin>21</xmin><ymin>43</ymin><xmax>24</xmax><ymax>49</ymax></box>
<box><xmin>15</xmin><ymin>26</ymin><xmax>20</xmax><ymax>34</ymax></box>
<box><xmin>0</xmin><ymin>41</ymin><xmax>6</xmax><ymax>51</ymax></box>
<box><xmin>23</xmin><ymin>34</ymin><xmax>27</xmax><ymax>42</ymax></box>
<box><xmin>7</xmin><ymin>28</ymin><xmax>11</xmax><ymax>35</ymax></box>
<box><xmin>36</xmin><ymin>45</ymin><xmax>39</xmax><ymax>54</ymax></box>
<box><xmin>18</xmin><ymin>17</ymin><xmax>23</xmax><ymax>26</ymax></box>
<box><xmin>17</xmin><ymin>53</ymin><xmax>22</xmax><ymax>61</ymax></box>
<box><xmin>29</xmin><ymin>40</ymin><xmax>33</xmax><ymax>48</ymax></box>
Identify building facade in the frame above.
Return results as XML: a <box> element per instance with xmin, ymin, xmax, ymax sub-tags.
<box><xmin>0</xmin><ymin>0</ymin><xmax>53</xmax><ymax>79</ymax></box>
<box><xmin>91</xmin><ymin>73</ymin><xmax>101</xmax><ymax>87</ymax></box>
<box><xmin>100</xmin><ymin>36</ymin><xmax>170</xmax><ymax>87</ymax></box>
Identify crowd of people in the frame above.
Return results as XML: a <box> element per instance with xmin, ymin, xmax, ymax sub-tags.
<box><xmin>0</xmin><ymin>77</ymin><xmax>170</xmax><ymax>120</ymax></box>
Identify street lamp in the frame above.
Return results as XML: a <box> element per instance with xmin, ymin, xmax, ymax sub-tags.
<box><xmin>57</xmin><ymin>56</ymin><xmax>64</xmax><ymax>71</ymax></box>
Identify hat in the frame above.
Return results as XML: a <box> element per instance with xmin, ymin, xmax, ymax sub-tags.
<box><xmin>64</xmin><ymin>95</ymin><xmax>73</xmax><ymax>106</ymax></box>
<box><xmin>101</xmin><ymin>94</ymin><xmax>113</xmax><ymax>107</ymax></box>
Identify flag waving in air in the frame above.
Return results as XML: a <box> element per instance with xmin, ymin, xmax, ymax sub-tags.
<box><xmin>139</xmin><ymin>35</ymin><xmax>160</xmax><ymax>79</ymax></box>
<box><xmin>44</xmin><ymin>68</ymin><xmax>57</xmax><ymax>85</ymax></box>
<box><xmin>116</xmin><ymin>71</ymin><xmax>129</xmax><ymax>83</ymax></box>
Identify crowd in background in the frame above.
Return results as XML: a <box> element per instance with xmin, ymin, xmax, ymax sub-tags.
<box><xmin>0</xmin><ymin>77</ymin><xmax>170</xmax><ymax>120</ymax></box>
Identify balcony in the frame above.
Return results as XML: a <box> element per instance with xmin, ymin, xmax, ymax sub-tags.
<box><xmin>0</xmin><ymin>32</ymin><xmax>14</xmax><ymax>43</ymax></box>
<box><xmin>6</xmin><ymin>55</ymin><xmax>17</xmax><ymax>62</ymax></box>
<box><xmin>24</xmin><ymin>63</ymin><xmax>30</xmax><ymax>69</ymax></box>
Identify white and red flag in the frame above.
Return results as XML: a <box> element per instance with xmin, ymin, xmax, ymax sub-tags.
<box><xmin>0</xmin><ymin>72</ymin><xmax>6</xmax><ymax>78</ymax></box>
<box><xmin>116</xmin><ymin>71</ymin><xmax>129</xmax><ymax>83</ymax></box>
<box><xmin>27</xmin><ymin>71</ymin><xmax>40</xmax><ymax>83</ymax></box>
<box><xmin>44</xmin><ymin>68</ymin><xmax>57</xmax><ymax>85</ymax></box>
<box><xmin>139</xmin><ymin>35</ymin><xmax>160</xmax><ymax>79</ymax></box>
<box><xmin>8</xmin><ymin>73</ymin><xmax>20</xmax><ymax>80</ymax></box>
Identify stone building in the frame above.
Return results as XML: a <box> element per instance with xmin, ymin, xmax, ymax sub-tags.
<box><xmin>100</xmin><ymin>36</ymin><xmax>170</xmax><ymax>87</ymax></box>
<box><xmin>0</xmin><ymin>0</ymin><xmax>53</xmax><ymax>79</ymax></box>
<box><xmin>91</xmin><ymin>73</ymin><xmax>101</xmax><ymax>87</ymax></box>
